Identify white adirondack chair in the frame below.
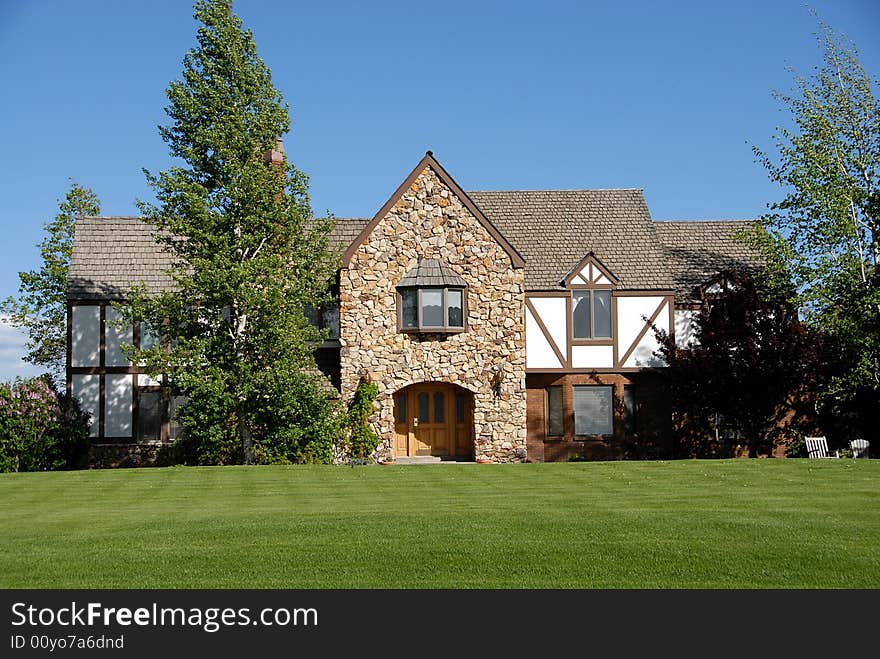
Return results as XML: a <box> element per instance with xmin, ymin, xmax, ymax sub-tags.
<box><xmin>805</xmin><ymin>436</ymin><xmax>839</xmax><ymax>459</ymax></box>
<box><xmin>850</xmin><ymin>439</ymin><xmax>870</xmax><ymax>459</ymax></box>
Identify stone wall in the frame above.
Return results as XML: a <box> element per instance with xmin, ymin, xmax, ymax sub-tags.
<box><xmin>88</xmin><ymin>442</ymin><xmax>162</xmax><ymax>468</ymax></box>
<box><xmin>340</xmin><ymin>165</ymin><xmax>527</xmax><ymax>462</ymax></box>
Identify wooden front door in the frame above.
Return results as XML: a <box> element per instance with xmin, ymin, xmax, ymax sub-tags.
<box><xmin>393</xmin><ymin>384</ymin><xmax>472</xmax><ymax>458</ymax></box>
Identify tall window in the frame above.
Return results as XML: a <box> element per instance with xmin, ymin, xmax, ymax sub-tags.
<box><xmin>399</xmin><ymin>287</ymin><xmax>465</xmax><ymax>332</ymax></box>
<box><xmin>547</xmin><ymin>386</ymin><xmax>563</xmax><ymax>436</ymax></box>
<box><xmin>573</xmin><ymin>385</ymin><xmax>613</xmax><ymax>435</ymax></box>
<box><xmin>137</xmin><ymin>389</ymin><xmax>162</xmax><ymax>441</ymax></box>
<box><xmin>572</xmin><ymin>290</ymin><xmax>612</xmax><ymax>339</ymax></box>
<box><xmin>624</xmin><ymin>385</ymin><xmax>636</xmax><ymax>435</ymax></box>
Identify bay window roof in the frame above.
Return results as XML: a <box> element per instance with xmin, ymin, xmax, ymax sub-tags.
<box><xmin>396</xmin><ymin>258</ymin><xmax>467</xmax><ymax>289</ymax></box>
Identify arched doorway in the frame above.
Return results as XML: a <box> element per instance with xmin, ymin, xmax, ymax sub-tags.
<box><xmin>393</xmin><ymin>383</ymin><xmax>474</xmax><ymax>459</ymax></box>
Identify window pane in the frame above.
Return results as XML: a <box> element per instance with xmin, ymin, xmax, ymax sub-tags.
<box><xmin>447</xmin><ymin>289</ymin><xmax>463</xmax><ymax>327</ymax></box>
<box><xmin>137</xmin><ymin>390</ymin><xmax>161</xmax><ymax>442</ymax></box>
<box><xmin>572</xmin><ymin>292</ymin><xmax>591</xmax><ymax>338</ymax></box>
<box><xmin>71</xmin><ymin>306</ymin><xmax>100</xmax><ymax>366</ymax></box>
<box><xmin>105</xmin><ymin>374</ymin><xmax>133</xmax><ymax>438</ymax></box>
<box><xmin>396</xmin><ymin>393</ymin><xmax>407</xmax><ymax>424</ymax></box>
<box><xmin>434</xmin><ymin>392</ymin><xmax>445</xmax><ymax>423</ymax></box>
<box><xmin>624</xmin><ymin>385</ymin><xmax>636</xmax><ymax>435</ymax></box>
<box><xmin>456</xmin><ymin>393</ymin><xmax>466</xmax><ymax>423</ymax></box>
<box><xmin>401</xmin><ymin>290</ymin><xmax>418</xmax><ymax>329</ymax></box>
<box><xmin>71</xmin><ymin>374</ymin><xmax>100</xmax><ymax>438</ymax></box>
<box><xmin>547</xmin><ymin>386</ymin><xmax>563</xmax><ymax>436</ymax></box>
<box><xmin>140</xmin><ymin>319</ymin><xmax>161</xmax><ymax>350</ymax></box>
<box><xmin>593</xmin><ymin>290</ymin><xmax>612</xmax><ymax>337</ymax></box>
<box><xmin>169</xmin><ymin>395</ymin><xmax>187</xmax><ymax>440</ymax></box>
<box><xmin>418</xmin><ymin>393</ymin><xmax>429</xmax><ymax>422</ymax></box>
<box><xmin>322</xmin><ymin>305</ymin><xmax>340</xmax><ymax>339</ymax></box>
<box><xmin>573</xmin><ymin>386</ymin><xmax>613</xmax><ymax>435</ymax></box>
<box><xmin>421</xmin><ymin>289</ymin><xmax>443</xmax><ymax>327</ymax></box>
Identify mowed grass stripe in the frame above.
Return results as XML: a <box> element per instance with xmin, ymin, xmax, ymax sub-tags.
<box><xmin>1</xmin><ymin>460</ymin><xmax>877</xmax><ymax>588</ymax></box>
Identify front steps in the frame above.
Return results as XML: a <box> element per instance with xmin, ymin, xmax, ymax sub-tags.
<box><xmin>390</xmin><ymin>456</ymin><xmax>476</xmax><ymax>465</ymax></box>
<box><xmin>392</xmin><ymin>456</ymin><xmax>443</xmax><ymax>465</ymax></box>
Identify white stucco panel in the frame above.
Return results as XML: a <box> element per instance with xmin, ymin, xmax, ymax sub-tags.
<box><xmin>571</xmin><ymin>345</ymin><xmax>614</xmax><ymax>368</ymax></box>
<box><xmin>71</xmin><ymin>374</ymin><xmax>100</xmax><ymax>438</ymax></box>
<box><xmin>105</xmin><ymin>374</ymin><xmax>132</xmax><ymax>438</ymax></box>
<box><xmin>528</xmin><ymin>297</ymin><xmax>567</xmax><ymax>354</ymax></box>
<box><xmin>526</xmin><ymin>305</ymin><xmax>564</xmax><ymax>368</ymax></box>
<box><xmin>675</xmin><ymin>310</ymin><xmax>697</xmax><ymax>348</ymax></box>
<box><xmin>621</xmin><ymin>298</ymin><xmax>670</xmax><ymax>368</ymax></box>
<box><xmin>71</xmin><ymin>306</ymin><xmax>100</xmax><ymax>367</ymax></box>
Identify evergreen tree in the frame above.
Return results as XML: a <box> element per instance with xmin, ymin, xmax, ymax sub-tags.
<box><xmin>134</xmin><ymin>0</ymin><xmax>341</xmax><ymax>464</ymax></box>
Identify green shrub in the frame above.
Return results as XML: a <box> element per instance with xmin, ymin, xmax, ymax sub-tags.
<box><xmin>344</xmin><ymin>378</ymin><xmax>381</xmax><ymax>461</ymax></box>
<box><xmin>0</xmin><ymin>376</ymin><xmax>90</xmax><ymax>472</ymax></box>
<box><xmin>785</xmin><ymin>435</ymin><xmax>806</xmax><ymax>458</ymax></box>
<box><xmin>161</xmin><ymin>368</ymin><xmax>344</xmax><ymax>466</ymax></box>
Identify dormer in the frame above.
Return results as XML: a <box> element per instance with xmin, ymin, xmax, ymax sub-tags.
<box><xmin>562</xmin><ymin>252</ymin><xmax>619</xmax><ymax>342</ymax></box>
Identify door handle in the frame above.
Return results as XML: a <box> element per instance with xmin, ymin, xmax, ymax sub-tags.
<box><xmin>412</xmin><ymin>418</ymin><xmax>419</xmax><ymax>427</ymax></box>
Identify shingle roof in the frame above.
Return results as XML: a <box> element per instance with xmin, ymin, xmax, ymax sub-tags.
<box><xmin>68</xmin><ymin>217</ymin><xmax>177</xmax><ymax>299</ymax></box>
<box><xmin>468</xmin><ymin>189</ymin><xmax>673</xmax><ymax>291</ymax></box>
<box><xmin>68</xmin><ymin>209</ymin><xmax>762</xmax><ymax>304</ymax></box>
<box><xmin>68</xmin><ymin>216</ymin><xmax>372</xmax><ymax>300</ymax></box>
<box><xmin>653</xmin><ymin>220</ymin><xmax>764</xmax><ymax>303</ymax></box>
<box><xmin>328</xmin><ymin>217</ymin><xmax>371</xmax><ymax>250</ymax></box>
<box><xmin>396</xmin><ymin>258</ymin><xmax>467</xmax><ymax>288</ymax></box>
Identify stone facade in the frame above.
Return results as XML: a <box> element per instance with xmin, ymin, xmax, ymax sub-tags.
<box><xmin>340</xmin><ymin>165</ymin><xmax>527</xmax><ymax>462</ymax></box>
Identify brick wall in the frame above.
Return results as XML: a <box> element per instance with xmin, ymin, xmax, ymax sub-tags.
<box><xmin>525</xmin><ymin>372</ymin><xmax>672</xmax><ymax>462</ymax></box>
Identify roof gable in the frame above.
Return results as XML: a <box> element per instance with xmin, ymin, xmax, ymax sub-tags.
<box><xmin>653</xmin><ymin>220</ymin><xmax>764</xmax><ymax>303</ymax></box>
<box><xmin>342</xmin><ymin>151</ymin><xmax>525</xmax><ymax>269</ymax></box>
<box><xmin>468</xmin><ymin>189</ymin><xmax>673</xmax><ymax>291</ymax></box>
<box><xmin>562</xmin><ymin>251</ymin><xmax>620</xmax><ymax>287</ymax></box>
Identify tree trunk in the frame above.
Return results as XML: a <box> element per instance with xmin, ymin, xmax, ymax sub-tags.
<box><xmin>238</xmin><ymin>411</ymin><xmax>253</xmax><ymax>465</ymax></box>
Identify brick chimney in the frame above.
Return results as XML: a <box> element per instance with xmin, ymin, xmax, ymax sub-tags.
<box><xmin>263</xmin><ymin>137</ymin><xmax>285</xmax><ymax>166</ymax></box>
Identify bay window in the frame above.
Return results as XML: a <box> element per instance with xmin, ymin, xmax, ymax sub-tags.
<box><xmin>399</xmin><ymin>287</ymin><xmax>465</xmax><ymax>332</ymax></box>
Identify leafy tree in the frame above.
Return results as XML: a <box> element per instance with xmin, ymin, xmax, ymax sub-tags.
<box><xmin>2</xmin><ymin>183</ymin><xmax>101</xmax><ymax>379</ymax></box>
<box><xmin>654</xmin><ymin>271</ymin><xmax>825</xmax><ymax>458</ymax></box>
<box><xmin>132</xmin><ymin>0</ymin><xmax>340</xmax><ymax>464</ymax></box>
<box><xmin>750</xmin><ymin>18</ymin><xmax>879</xmax><ymax>444</ymax></box>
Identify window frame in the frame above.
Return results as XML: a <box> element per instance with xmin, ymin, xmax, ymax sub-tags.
<box><xmin>398</xmin><ymin>286</ymin><xmax>467</xmax><ymax>334</ymax></box>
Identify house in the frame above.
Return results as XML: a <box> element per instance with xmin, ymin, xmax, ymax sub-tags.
<box><xmin>66</xmin><ymin>151</ymin><xmax>762</xmax><ymax>465</ymax></box>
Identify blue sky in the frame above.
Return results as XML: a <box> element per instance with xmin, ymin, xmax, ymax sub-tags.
<box><xmin>0</xmin><ymin>0</ymin><xmax>878</xmax><ymax>381</ymax></box>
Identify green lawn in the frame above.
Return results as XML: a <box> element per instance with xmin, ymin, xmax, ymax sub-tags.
<box><xmin>1</xmin><ymin>460</ymin><xmax>878</xmax><ymax>588</ymax></box>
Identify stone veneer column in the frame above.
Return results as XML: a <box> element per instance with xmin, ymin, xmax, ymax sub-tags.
<box><xmin>339</xmin><ymin>166</ymin><xmax>527</xmax><ymax>462</ymax></box>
